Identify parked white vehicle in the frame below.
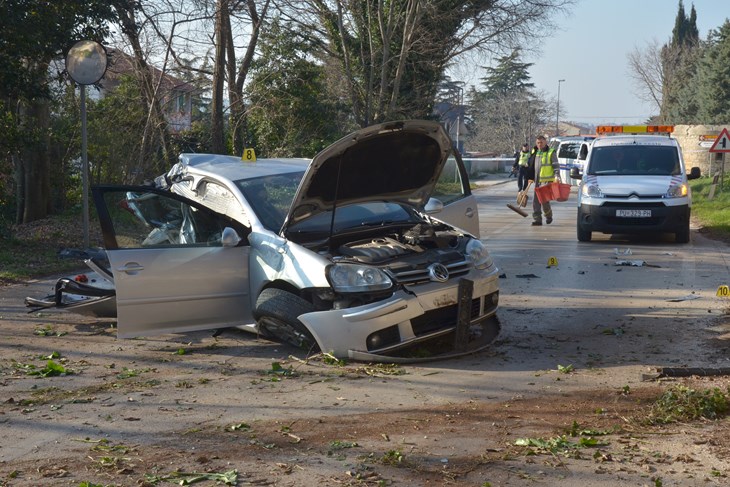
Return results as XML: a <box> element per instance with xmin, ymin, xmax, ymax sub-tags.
<box><xmin>551</xmin><ymin>136</ymin><xmax>596</xmax><ymax>185</ymax></box>
<box><xmin>570</xmin><ymin>125</ymin><xmax>701</xmax><ymax>243</ymax></box>
<box><xmin>32</xmin><ymin>121</ymin><xmax>500</xmax><ymax>362</ymax></box>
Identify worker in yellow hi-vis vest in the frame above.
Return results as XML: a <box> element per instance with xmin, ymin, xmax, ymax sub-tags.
<box><xmin>515</xmin><ymin>143</ymin><xmax>531</xmax><ymax>192</ymax></box>
<box><xmin>527</xmin><ymin>135</ymin><xmax>560</xmax><ymax>226</ymax></box>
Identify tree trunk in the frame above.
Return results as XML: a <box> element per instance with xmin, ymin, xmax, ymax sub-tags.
<box><xmin>114</xmin><ymin>2</ymin><xmax>174</xmax><ymax>179</ymax></box>
<box><xmin>12</xmin><ymin>153</ymin><xmax>24</xmax><ymax>225</ymax></box>
<box><xmin>229</xmin><ymin>0</ymin><xmax>269</xmax><ymax>156</ymax></box>
<box><xmin>20</xmin><ymin>97</ymin><xmax>51</xmax><ymax>223</ymax></box>
<box><xmin>211</xmin><ymin>0</ymin><xmax>228</xmax><ymax>154</ymax></box>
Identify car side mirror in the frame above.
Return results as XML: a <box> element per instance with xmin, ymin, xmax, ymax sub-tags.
<box><xmin>425</xmin><ymin>197</ymin><xmax>444</xmax><ymax>214</ymax></box>
<box><xmin>221</xmin><ymin>227</ymin><xmax>242</xmax><ymax>247</ymax></box>
<box><xmin>570</xmin><ymin>167</ymin><xmax>582</xmax><ymax>180</ymax></box>
<box><xmin>687</xmin><ymin>167</ymin><xmax>701</xmax><ymax>180</ymax></box>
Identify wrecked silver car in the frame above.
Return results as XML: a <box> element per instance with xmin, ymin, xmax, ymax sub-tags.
<box><xmin>28</xmin><ymin>120</ymin><xmax>500</xmax><ymax>361</ymax></box>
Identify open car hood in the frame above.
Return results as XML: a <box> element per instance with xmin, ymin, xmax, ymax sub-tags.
<box><xmin>282</xmin><ymin>120</ymin><xmax>453</xmax><ymax>232</ymax></box>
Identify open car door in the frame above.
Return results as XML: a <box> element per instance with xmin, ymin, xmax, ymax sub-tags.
<box><xmin>92</xmin><ymin>185</ymin><xmax>252</xmax><ymax>338</ymax></box>
<box><xmin>429</xmin><ymin>149</ymin><xmax>480</xmax><ymax>238</ymax></box>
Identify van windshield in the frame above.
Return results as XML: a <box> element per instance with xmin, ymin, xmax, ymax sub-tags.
<box><xmin>587</xmin><ymin>146</ymin><xmax>680</xmax><ymax>176</ymax></box>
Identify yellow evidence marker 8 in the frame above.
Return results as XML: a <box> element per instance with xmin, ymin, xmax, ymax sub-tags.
<box><xmin>547</xmin><ymin>256</ymin><xmax>558</xmax><ymax>267</ymax></box>
<box><xmin>241</xmin><ymin>148</ymin><xmax>257</xmax><ymax>162</ymax></box>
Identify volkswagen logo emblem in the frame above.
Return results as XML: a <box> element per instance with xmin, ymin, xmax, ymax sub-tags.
<box><xmin>427</xmin><ymin>263</ymin><xmax>449</xmax><ymax>282</ymax></box>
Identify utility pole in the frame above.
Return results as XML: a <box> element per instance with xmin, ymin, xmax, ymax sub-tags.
<box><xmin>556</xmin><ymin>79</ymin><xmax>565</xmax><ymax>137</ymax></box>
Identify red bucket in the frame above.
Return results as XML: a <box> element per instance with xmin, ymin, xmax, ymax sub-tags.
<box><xmin>553</xmin><ymin>183</ymin><xmax>571</xmax><ymax>202</ymax></box>
<box><xmin>535</xmin><ymin>184</ymin><xmax>554</xmax><ymax>204</ymax></box>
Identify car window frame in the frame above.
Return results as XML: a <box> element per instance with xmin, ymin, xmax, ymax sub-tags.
<box><xmin>92</xmin><ymin>184</ymin><xmax>251</xmax><ymax>250</ymax></box>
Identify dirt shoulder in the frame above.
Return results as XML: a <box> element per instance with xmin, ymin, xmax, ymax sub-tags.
<box><xmin>2</xmin><ymin>277</ymin><xmax>730</xmax><ymax>486</ymax></box>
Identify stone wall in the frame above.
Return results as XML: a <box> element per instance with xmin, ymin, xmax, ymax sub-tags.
<box><xmin>673</xmin><ymin>124</ymin><xmax>729</xmax><ymax>176</ymax></box>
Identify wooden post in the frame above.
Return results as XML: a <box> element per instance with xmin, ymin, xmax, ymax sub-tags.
<box><xmin>708</xmin><ymin>171</ymin><xmax>720</xmax><ymax>200</ymax></box>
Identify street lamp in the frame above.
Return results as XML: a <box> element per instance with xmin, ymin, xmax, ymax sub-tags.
<box><xmin>556</xmin><ymin>79</ymin><xmax>565</xmax><ymax>137</ymax></box>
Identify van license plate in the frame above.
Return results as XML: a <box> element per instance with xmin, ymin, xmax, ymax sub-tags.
<box><xmin>616</xmin><ymin>209</ymin><xmax>651</xmax><ymax>218</ymax></box>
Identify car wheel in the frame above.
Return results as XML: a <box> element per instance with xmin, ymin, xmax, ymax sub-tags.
<box><xmin>577</xmin><ymin>212</ymin><xmax>592</xmax><ymax>242</ymax></box>
<box><xmin>577</xmin><ymin>225</ymin><xmax>592</xmax><ymax>242</ymax></box>
<box><xmin>675</xmin><ymin>225</ymin><xmax>690</xmax><ymax>244</ymax></box>
<box><xmin>254</xmin><ymin>288</ymin><xmax>318</xmax><ymax>351</ymax></box>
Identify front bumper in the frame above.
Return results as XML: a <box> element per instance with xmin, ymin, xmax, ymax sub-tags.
<box><xmin>578</xmin><ymin>202</ymin><xmax>690</xmax><ymax>235</ymax></box>
<box><xmin>298</xmin><ymin>267</ymin><xmax>500</xmax><ymax>362</ymax></box>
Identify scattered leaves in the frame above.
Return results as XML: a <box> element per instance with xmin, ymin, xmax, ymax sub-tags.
<box><xmin>557</xmin><ymin>364</ymin><xmax>574</xmax><ymax>374</ymax></box>
<box><xmin>144</xmin><ymin>469</ymin><xmax>238</xmax><ymax>485</ymax></box>
<box><xmin>648</xmin><ymin>386</ymin><xmax>730</xmax><ymax>424</ymax></box>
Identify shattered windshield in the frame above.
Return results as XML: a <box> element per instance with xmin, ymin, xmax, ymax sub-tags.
<box><xmin>236</xmin><ymin>172</ymin><xmax>304</xmax><ymax>231</ymax></box>
<box><xmin>588</xmin><ymin>145</ymin><xmax>680</xmax><ymax>176</ymax></box>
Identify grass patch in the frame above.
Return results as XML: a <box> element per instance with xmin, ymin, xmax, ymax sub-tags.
<box><xmin>0</xmin><ymin>237</ymin><xmax>83</xmax><ymax>284</ymax></box>
<box><xmin>690</xmin><ymin>177</ymin><xmax>730</xmax><ymax>240</ymax></box>
<box><xmin>648</xmin><ymin>385</ymin><xmax>730</xmax><ymax>424</ymax></box>
<box><xmin>0</xmin><ymin>210</ymin><xmax>104</xmax><ymax>285</ymax></box>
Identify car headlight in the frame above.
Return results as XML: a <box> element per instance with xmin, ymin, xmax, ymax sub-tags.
<box><xmin>582</xmin><ymin>183</ymin><xmax>604</xmax><ymax>198</ymax></box>
<box><xmin>665</xmin><ymin>183</ymin><xmax>688</xmax><ymax>198</ymax></box>
<box><xmin>466</xmin><ymin>238</ymin><xmax>493</xmax><ymax>270</ymax></box>
<box><xmin>327</xmin><ymin>263</ymin><xmax>392</xmax><ymax>293</ymax></box>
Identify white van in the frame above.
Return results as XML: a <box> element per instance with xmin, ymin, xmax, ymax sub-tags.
<box><xmin>552</xmin><ymin>136</ymin><xmax>596</xmax><ymax>186</ymax></box>
<box><xmin>570</xmin><ymin>125</ymin><xmax>701</xmax><ymax>243</ymax></box>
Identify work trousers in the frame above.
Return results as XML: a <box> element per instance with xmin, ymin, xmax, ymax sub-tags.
<box><xmin>517</xmin><ymin>167</ymin><xmax>529</xmax><ymax>191</ymax></box>
<box><xmin>532</xmin><ymin>183</ymin><xmax>553</xmax><ymax>222</ymax></box>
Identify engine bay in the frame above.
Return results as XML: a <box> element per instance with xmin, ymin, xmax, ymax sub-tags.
<box><xmin>337</xmin><ymin>222</ymin><xmax>465</xmax><ymax>265</ymax></box>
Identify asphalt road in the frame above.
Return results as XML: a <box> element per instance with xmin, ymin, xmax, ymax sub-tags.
<box><xmin>476</xmin><ymin>176</ymin><xmax>730</xmax><ymax>378</ymax></box>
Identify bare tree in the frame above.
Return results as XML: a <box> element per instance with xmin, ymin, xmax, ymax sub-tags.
<box><xmin>278</xmin><ymin>0</ymin><xmax>572</xmax><ymax>128</ymax></box>
<box><xmin>468</xmin><ymin>90</ymin><xmax>552</xmax><ymax>156</ymax></box>
<box><xmin>627</xmin><ymin>39</ymin><xmax>665</xmax><ymax>117</ymax></box>
<box><xmin>227</xmin><ymin>0</ymin><xmax>271</xmax><ymax>155</ymax></box>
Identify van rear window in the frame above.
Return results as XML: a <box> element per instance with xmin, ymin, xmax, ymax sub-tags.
<box><xmin>588</xmin><ymin>146</ymin><xmax>680</xmax><ymax>176</ymax></box>
<box><xmin>558</xmin><ymin>142</ymin><xmax>581</xmax><ymax>159</ymax></box>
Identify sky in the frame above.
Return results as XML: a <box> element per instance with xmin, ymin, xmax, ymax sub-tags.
<box><xmin>463</xmin><ymin>0</ymin><xmax>727</xmax><ymax>126</ymax></box>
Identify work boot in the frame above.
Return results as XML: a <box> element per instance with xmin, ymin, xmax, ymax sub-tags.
<box><xmin>546</xmin><ymin>216</ymin><xmax>553</xmax><ymax>224</ymax></box>
<box><xmin>531</xmin><ymin>220</ymin><xmax>542</xmax><ymax>226</ymax></box>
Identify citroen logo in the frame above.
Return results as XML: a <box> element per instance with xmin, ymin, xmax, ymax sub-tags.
<box><xmin>427</xmin><ymin>263</ymin><xmax>449</xmax><ymax>282</ymax></box>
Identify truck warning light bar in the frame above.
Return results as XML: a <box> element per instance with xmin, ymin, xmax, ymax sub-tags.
<box><xmin>597</xmin><ymin>125</ymin><xmax>674</xmax><ymax>135</ymax></box>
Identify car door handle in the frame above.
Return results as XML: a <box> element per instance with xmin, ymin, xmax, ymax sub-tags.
<box><xmin>117</xmin><ymin>263</ymin><xmax>145</xmax><ymax>273</ymax></box>
<box><xmin>465</xmin><ymin>207</ymin><xmax>475</xmax><ymax>218</ymax></box>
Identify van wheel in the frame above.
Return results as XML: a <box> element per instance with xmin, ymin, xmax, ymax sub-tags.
<box><xmin>577</xmin><ymin>211</ymin><xmax>592</xmax><ymax>242</ymax></box>
<box><xmin>254</xmin><ymin>288</ymin><xmax>318</xmax><ymax>351</ymax></box>
<box><xmin>577</xmin><ymin>226</ymin><xmax>592</xmax><ymax>242</ymax></box>
<box><xmin>675</xmin><ymin>225</ymin><xmax>690</xmax><ymax>244</ymax></box>
<box><xmin>577</xmin><ymin>218</ymin><xmax>592</xmax><ymax>241</ymax></box>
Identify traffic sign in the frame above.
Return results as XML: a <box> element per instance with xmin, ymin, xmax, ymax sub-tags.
<box><xmin>709</xmin><ymin>128</ymin><xmax>730</xmax><ymax>153</ymax></box>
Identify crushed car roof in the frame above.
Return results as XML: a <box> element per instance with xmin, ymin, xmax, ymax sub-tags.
<box><xmin>174</xmin><ymin>154</ymin><xmax>310</xmax><ymax>182</ymax></box>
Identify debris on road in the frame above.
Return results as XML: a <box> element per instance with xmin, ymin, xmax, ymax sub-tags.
<box><xmin>666</xmin><ymin>294</ymin><xmax>701</xmax><ymax>302</ymax></box>
<box><xmin>643</xmin><ymin>367</ymin><xmax>730</xmax><ymax>381</ymax></box>
<box><xmin>614</xmin><ymin>259</ymin><xmax>661</xmax><ymax>268</ymax></box>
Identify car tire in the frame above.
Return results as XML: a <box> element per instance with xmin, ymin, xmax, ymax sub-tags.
<box><xmin>254</xmin><ymin>288</ymin><xmax>318</xmax><ymax>351</ymax></box>
<box><xmin>577</xmin><ymin>212</ymin><xmax>592</xmax><ymax>242</ymax></box>
<box><xmin>577</xmin><ymin>225</ymin><xmax>592</xmax><ymax>242</ymax></box>
<box><xmin>675</xmin><ymin>225</ymin><xmax>690</xmax><ymax>244</ymax></box>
